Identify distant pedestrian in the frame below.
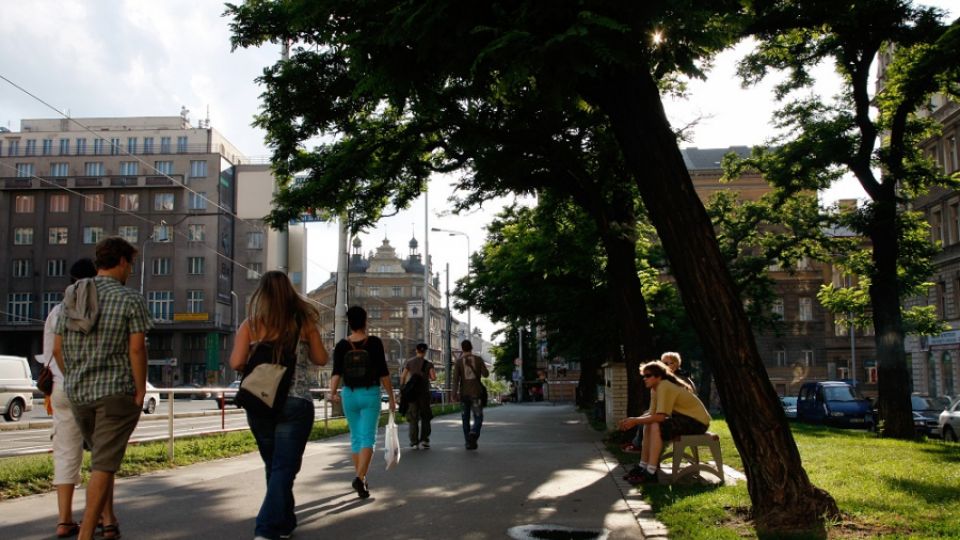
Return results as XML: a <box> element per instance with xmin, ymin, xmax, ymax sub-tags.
<box><xmin>44</xmin><ymin>258</ymin><xmax>98</xmax><ymax>539</ymax></box>
<box><xmin>53</xmin><ymin>238</ymin><xmax>152</xmax><ymax>540</ymax></box>
<box><xmin>400</xmin><ymin>343</ymin><xmax>436</xmax><ymax>449</ymax></box>
<box><xmin>452</xmin><ymin>340</ymin><xmax>489</xmax><ymax>450</ymax></box>
<box><xmin>329</xmin><ymin>306</ymin><xmax>396</xmax><ymax>498</ymax></box>
<box><xmin>617</xmin><ymin>360</ymin><xmax>711</xmax><ymax>484</ymax></box>
<box><xmin>229</xmin><ymin>270</ymin><xmax>328</xmax><ymax>540</ymax></box>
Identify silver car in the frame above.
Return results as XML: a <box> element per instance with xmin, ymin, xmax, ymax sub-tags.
<box><xmin>939</xmin><ymin>398</ymin><xmax>960</xmax><ymax>442</ymax></box>
<box><xmin>781</xmin><ymin>396</ymin><xmax>798</xmax><ymax>419</ymax></box>
<box><xmin>143</xmin><ymin>382</ymin><xmax>161</xmax><ymax>414</ymax></box>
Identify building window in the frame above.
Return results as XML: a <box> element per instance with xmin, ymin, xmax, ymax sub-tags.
<box><xmin>6</xmin><ymin>293</ymin><xmax>33</xmax><ymax>323</ymax></box>
<box><xmin>188</xmin><ymin>224</ymin><xmax>205</xmax><ymax>242</ymax></box>
<box><xmin>154</xmin><ymin>161</ymin><xmax>174</xmax><ymax>175</ymax></box>
<box><xmin>42</xmin><ymin>139</ymin><xmax>52</xmax><ymax>155</ymax></box>
<box><xmin>7</xmin><ymin>140</ymin><xmax>19</xmax><ymax>156</ymax></box>
<box><xmin>775</xmin><ymin>349</ymin><xmax>786</xmax><ymax>367</ymax></box>
<box><xmin>944</xmin><ymin>352</ymin><xmax>955</xmax><ymax>397</ymax></box>
<box><xmin>369</xmin><ymin>286</ymin><xmax>380</xmax><ymax>297</ymax></box>
<box><xmin>14</xmin><ymin>195</ymin><xmax>34</xmax><ymax>213</ymax></box>
<box><xmin>84</xmin><ymin>162</ymin><xmax>104</xmax><ymax>176</ymax></box>
<box><xmin>118</xmin><ymin>225</ymin><xmax>138</xmax><ymax>243</ymax></box>
<box><xmin>188</xmin><ymin>192</ymin><xmax>207</xmax><ymax>210</ymax></box>
<box><xmin>119</xmin><ymin>161</ymin><xmax>139</xmax><ymax>176</ymax></box>
<box><xmin>143</xmin><ymin>137</ymin><xmax>154</xmax><ymax>154</ymax></box>
<box><xmin>58</xmin><ymin>138</ymin><xmax>70</xmax><ymax>155</ymax></box>
<box><xmin>48</xmin><ymin>227</ymin><xmax>68</xmax><ymax>245</ymax></box>
<box><xmin>110</xmin><ymin>138</ymin><xmax>121</xmax><ymax>155</ymax></box>
<box><xmin>152</xmin><ymin>257</ymin><xmax>171</xmax><ymax>276</ymax></box>
<box><xmin>43</xmin><ymin>292</ymin><xmax>63</xmax><ymax>318</ymax></box>
<box><xmin>153</xmin><ymin>224</ymin><xmax>172</xmax><ymax>241</ymax></box>
<box><xmin>247</xmin><ymin>231</ymin><xmax>264</xmax><ymax>249</ymax></box>
<box><xmin>189</xmin><ymin>160</ymin><xmax>208</xmax><ymax>178</ymax></box>
<box><xmin>75</xmin><ymin>138</ymin><xmax>87</xmax><ymax>155</ymax></box>
<box><xmin>160</xmin><ymin>136</ymin><xmax>171</xmax><ymax>153</ymax></box>
<box><xmin>48</xmin><ymin>259</ymin><xmax>66</xmax><ymax>277</ymax></box>
<box><xmin>938</xmin><ymin>281</ymin><xmax>949</xmax><ymax>318</ymax></box>
<box><xmin>84</xmin><ymin>194</ymin><xmax>105</xmax><ymax>212</ymax></box>
<box><xmin>12</xmin><ymin>259</ymin><xmax>32</xmax><ymax>278</ymax></box>
<box><xmin>369</xmin><ymin>306</ymin><xmax>381</xmax><ymax>319</ymax></box>
<box><xmin>390</xmin><ymin>308</ymin><xmax>404</xmax><ymax>319</ymax></box>
<box><xmin>17</xmin><ymin>163</ymin><xmax>35</xmax><ymax>178</ymax></box>
<box><xmin>118</xmin><ymin>193</ymin><xmax>139</xmax><ymax>211</ymax></box>
<box><xmin>772</xmin><ymin>298</ymin><xmax>784</xmax><ymax>317</ymax></box>
<box><xmin>50</xmin><ymin>194</ymin><xmax>69</xmax><ymax>212</ymax></box>
<box><xmin>15</xmin><ymin>163</ymin><xmax>34</xmax><ymax>177</ymax></box>
<box><xmin>798</xmin><ymin>297</ymin><xmax>813</xmax><ymax>321</ymax></box>
<box><xmin>177</xmin><ymin>136</ymin><xmax>188</xmax><ymax>153</ymax></box>
<box><xmin>187</xmin><ymin>290</ymin><xmax>204</xmax><ymax>313</ymax></box>
<box><xmin>24</xmin><ymin>139</ymin><xmax>36</xmax><ymax>155</ymax></box>
<box><xmin>14</xmin><ymin>227</ymin><xmax>34</xmax><ymax>245</ymax></box>
<box><xmin>392</xmin><ymin>286</ymin><xmax>403</xmax><ymax>297</ymax></box>
<box><xmin>50</xmin><ymin>163</ymin><xmax>69</xmax><ymax>177</ymax></box>
<box><xmin>802</xmin><ymin>350</ymin><xmax>814</xmax><ymax>366</ymax></box>
<box><xmin>147</xmin><ymin>291</ymin><xmax>173</xmax><ymax>321</ymax></box>
<box><xmin>931</xmin><ymin>208</ymin><xmax>944</xmax><ymax>244</ymax></box>
<box><xmin>951</xmin><ymin>201</ymin><xmax>960</xmax><ymax>245</ymax></box>
<box><xmin>83</xmin><ymin>227</ymin><xmax>104</xmax><ymax>245</ymax></box>
<box><xmin>187</xmin><ymin>257</ymin><xmax>205</xmax><ymax>275</ymax></box>
<box><xmin>154</xmin><ymin>193</ymin><xmax>175</xmax><ymax>211</ymax></box>
<box><xmin>247</xmin><ymin>262</ymin><xmax>263</xmax><ymax>280</ymax></box>
<box><xmin>93</xmin><ymin>138</ymin><xmax>104</xmax><ymax>155</ymax></box>
<box><xmin>126</xmin><ymin>137</ymin><xmax>137</xmax><ymax>154</ymax></box>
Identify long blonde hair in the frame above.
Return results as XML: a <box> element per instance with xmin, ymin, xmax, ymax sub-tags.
<box><xmin>248</xmin><ymin>271</ymin><xmax>319</xmax><ymax>357</ymax></box>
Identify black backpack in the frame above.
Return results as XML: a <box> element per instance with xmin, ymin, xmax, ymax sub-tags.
<box><xmin>342</xmin><ymin>338</ymin><xmax>373</xmax><ymax>388</ymax></box>
<box><xmin>235</xmin><ymin>327</ymin><xmax>299</xmax><ymax>417</ymax></box>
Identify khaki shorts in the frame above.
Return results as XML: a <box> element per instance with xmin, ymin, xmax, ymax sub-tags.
<box><xmin>71</xmin><ymin>393</ymin><xmax>142</xmax><ymax>473</ymax></box>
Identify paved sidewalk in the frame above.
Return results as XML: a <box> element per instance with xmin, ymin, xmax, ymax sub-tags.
<box><xmin>0</xmin><ymin>403</ymin><xmax>656</xmax><ymax>539</ymax></box>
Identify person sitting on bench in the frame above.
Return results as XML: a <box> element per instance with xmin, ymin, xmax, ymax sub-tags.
<box><xmin>617</xmin><ymin>360</ymin><xmax>710</xmax><ymax>484</ymax></box>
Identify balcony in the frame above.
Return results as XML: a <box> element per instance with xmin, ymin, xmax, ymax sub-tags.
<box><xmin>0</xmin><ymin>174</ymin><xmax>185</xmax><ymax>190</ymax></box>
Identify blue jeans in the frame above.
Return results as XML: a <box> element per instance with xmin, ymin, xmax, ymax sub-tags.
<box><xmin>247</xmin><ymin>397</ymin><xmax>314</xmax><ymax>540</ymax></box>
<box><xmin>460</xmin><ymin>397</ymin><xmax>483</xmax><ymax>441</ymax></box>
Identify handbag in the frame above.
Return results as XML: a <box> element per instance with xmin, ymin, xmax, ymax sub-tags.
<box><xmin>384</xmin><ymin>411</ymin><xmax>401</xmax><ymax>470</ymax></box>
<box><xmin>235</xmin><ymin>321</ymin><xmax>300</xmax><ymax>417</ymax></box>
<box><xmin>37</xmin><ymin>360</ymin><xmax>54</xmax><ymax>396</ymax></box>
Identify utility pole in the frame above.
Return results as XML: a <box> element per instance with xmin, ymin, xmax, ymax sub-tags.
<box><xmin>276</xmin><ymin>39</ymin><xmax>290</xmax><ymax>274</ymax></box>
<box><xmin>517</xmin><ymin>327</ymin><xmax>523</xmax><ymax>403</ymax></box>
<box><xmin>423</xmin><ymin>191</ymin><xmax>430</xmax><ymax>351</ymax></box>
<box><xmin>445</xmin><ymin>263</ymin><xmax>453</xmax><ymax>392</ymax></box>
<box><xmin>335</xmin><ymin>215</ymin><xmax>349</xmax><ymax>342</ymax></box>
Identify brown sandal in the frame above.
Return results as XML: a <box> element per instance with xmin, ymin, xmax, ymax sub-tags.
<box><xmin>100</xmin><ymin>522</ymin><xmax>121</xmax><ymax>539</ymax></box>
<box><xmin>56</xmin><ymin>522</ymin><xmax>80</xmax><ymax>538</ymax></box>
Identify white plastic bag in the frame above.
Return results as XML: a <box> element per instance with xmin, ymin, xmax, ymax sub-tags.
<box><xmin>384</xmin><ymin>411</ymin><xmax>400</xmax><ymax>470</ymax></box>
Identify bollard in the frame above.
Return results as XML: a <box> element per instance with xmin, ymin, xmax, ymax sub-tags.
<box><xmin>167</xmin><ymin>391</ymin><xmax>175</xmax><ymax>463</ymax></box>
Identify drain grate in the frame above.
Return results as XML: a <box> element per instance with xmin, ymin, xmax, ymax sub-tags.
<box><xmin>507</xmin><ymin>524</ymin><xmax>609</xmax><ymax>540</ymax></box>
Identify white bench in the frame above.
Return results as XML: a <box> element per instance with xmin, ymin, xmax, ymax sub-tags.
<box><xmin>658</xmin><ymin>432</ymin><xmax>724</xmax><ymax>484</ymax></box>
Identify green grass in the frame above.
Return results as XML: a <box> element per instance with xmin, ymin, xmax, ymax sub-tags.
<box><xmin>0</xmin><ymin>403</ymin><xmax>461</xmax><ymax>500</ymax></box>
<box><xmin>608</xmin><ymin>418</ymin><xmax>960</xmax><ymax>539</ymax></box>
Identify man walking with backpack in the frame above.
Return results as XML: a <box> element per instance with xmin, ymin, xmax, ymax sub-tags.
<box><xmin>400</xmin><ymin>343</ymin><xmax>436</xmax><ymax>449</ymax></box>
<box><xmin>452</xmin><ymin>340</ymin><xmax>489</xmax><ymax>450</ymax></box>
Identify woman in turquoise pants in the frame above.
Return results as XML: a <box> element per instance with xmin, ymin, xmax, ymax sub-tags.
<box><xmin>329</xmin><ymin>306</ymin><xmax>396</xmax><ymax>498</ymax></box>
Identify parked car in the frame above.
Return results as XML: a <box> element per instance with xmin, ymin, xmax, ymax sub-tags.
<box><xmin>781</xmin><ymin>396</ymin><xmax>798</xmax><ymax>419</ymax></box>
<box><xmin>215</xmin><ymin>380</ymin><xmax>241</xmax><ymax>409</ymax></box>
<box><xmin>912</xmin><ymin>394</ymin><xmax>951</xmax><ymax>438</ymax></box>
<box><xmin>939</xmin><ymin>398</ymin><xmax>960</xmax><ymax>442</ymax></box>
<box><xmin>796</xmin><ymin>381</ymin><xmax>875</xmax><ymax>430</ymax></box>
<box><xmin>173</xmin><ymin>383</ymin><xmax>212</xmax><ymax>400</ymax></box>
<box><xmin>0</xmin><ymin>355</ymin><xmax>35</xmax><ymax>422</ymax></box>
<box><xmin>143</xmin><ymin>382</ymin><xmax>160</xmax><ymax>414</ymax></box>
<box><xmin>430</xmin><ymin>386</ymin><xmax>444</xmax><ymax>404</ymax></box>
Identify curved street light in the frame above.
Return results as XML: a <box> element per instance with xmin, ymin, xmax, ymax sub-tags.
<box><xmin>430</xmin><ymin>227</ymin><xmax>471</xmax><ymax>338</ymax></box>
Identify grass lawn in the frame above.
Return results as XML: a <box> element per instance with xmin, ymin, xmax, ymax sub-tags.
<box><xmin>609</xmin><ymin>418</ymin><xmax>960</xmax><ymax>539</ymax></box>
<box><xmin>0</xmin><ymin>403</ymin><xmax>461</xmax><ymax>500</ymax></box>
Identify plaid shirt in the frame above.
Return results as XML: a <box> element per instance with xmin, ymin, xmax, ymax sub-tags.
<box><xmin>56</xmin><ymin>276</ymin><xmax>153</xmax><ymax>405</ymax></box>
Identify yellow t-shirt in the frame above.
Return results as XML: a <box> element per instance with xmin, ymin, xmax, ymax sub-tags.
<box><xmin>654</xmin><ymin>379</ymin><xmax>711</xmax><ymax>426</ymax></box>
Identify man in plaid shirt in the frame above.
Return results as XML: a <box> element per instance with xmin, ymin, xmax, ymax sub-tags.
<box><xmin>54</xmin><ymin>237</ymin><xmax>152</xmax><ymax>540</ymax></box>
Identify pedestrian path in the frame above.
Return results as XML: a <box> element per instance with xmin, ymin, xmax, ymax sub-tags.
<box><xmin>0</xmin><ymin>403</ymin><xmax>654</xmax><ymax>539</ymax></box>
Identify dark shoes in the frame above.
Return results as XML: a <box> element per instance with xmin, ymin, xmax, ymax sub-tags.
<box><xmin>353</xmin><ymin>476</ymin><xmax>370</xmax><ymax>499</ymax></box>
<box><xmin>420</xmin><ymin>440</ymin><xmax>430</xmax><ymax>449</ymax></box>
<box><xmin>465</xmin><ymin>432</ymin><xmax>479</xmax><ymax>450</ymax></box>
<box><xmin>626</xmin><ymin>470</ymin><xmax>658</xmax><ymax>485</ymax></box>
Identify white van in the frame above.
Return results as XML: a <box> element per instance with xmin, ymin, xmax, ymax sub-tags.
<box><xmin>0</xmin><ymin>355</ymin><xmax>35</xmax><ymax>422</ymax></box>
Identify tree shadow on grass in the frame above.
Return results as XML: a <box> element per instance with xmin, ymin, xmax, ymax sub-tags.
<box><xmin>880</xmin><ymin>474</ymin><xmax>960</xmax><ymax>505</ymax></box>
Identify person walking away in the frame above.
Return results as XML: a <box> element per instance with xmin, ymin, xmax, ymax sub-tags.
<box><xmin>452</xmin><ymin>340</ymin><xmax>489</xmax><ymax>450</ymax></box>
<box><xmin>229</xmin><ymin>271</ymin><xmax>328</xmax><ymax>540</ymax></box>
<box><xmin>53</xmin><ymin>238</ymin><xmax>152</xmax><ymax>540</ymax></box>
<box><xmin>329</xmin><ymin>306</ymin><xmax>396</xmax><ymax>498</ymax></box>
<box><xmin>400</xmin><ymin>343</ymin><xmax>436</xmax><ymax>449</ymax></box>
<box><xmin>44</xmin><ymin>258</ymin><xmax>98</xmax><ymax>538</ymax></box>
<box><xmin>617</xmin><ymin>360</ymin><xmax>711</xmax><ymax>484</ymax></box>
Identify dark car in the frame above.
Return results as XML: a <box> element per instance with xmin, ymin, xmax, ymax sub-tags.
<box><xmin>173</xmin><ymin>383</ymin><xmax>212</xmax><ymax>400</ymax></box>
<box><xmin>430</xmin><ymin>386</ymin><xmax>444</xmax><ymax>404</ymax></box>
<box><xmin>912</xmin><ymin>394</ymin><xmax>951</xmax><ymax>437</ymax></box>
<box><xmin>215</xmin><ymin>381</ymin><xmax>241</xmax><ymax>409</ymax></box>
<box><xmin>781</xmin><ymin>396</ymin><xmax>798</xmax><ymax>419</ymax></box>
<box><xmin>796</xmin><ymin>381</ymin><xmax>875</xmax><ymax>430</ymax></box>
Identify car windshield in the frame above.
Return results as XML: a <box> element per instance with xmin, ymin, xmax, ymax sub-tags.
<box><xmin>823</xmin><ymin>386</ymin><xmax>857</xmax><ymax>401</ymax></box>
<box><xmin>781</xmin><ymin>397</ymin><xmax>798</xmax><ymax>406</ymax></box>
<box><xmin>912</xmin><ymin>395</ymin><xmax>951</xmax><ymax>410</ymax></box>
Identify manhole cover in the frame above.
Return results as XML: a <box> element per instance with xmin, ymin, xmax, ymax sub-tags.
<box><xmin>507</xmin><ymin>524</ymin><xmax>609</xmax><ymax>540</ymax></box>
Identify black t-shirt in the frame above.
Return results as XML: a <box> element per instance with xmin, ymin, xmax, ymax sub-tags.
<box><xmin>332</xmin><ymin>336</ymin><xmax>389</xmax><ymax>388</ymax></box>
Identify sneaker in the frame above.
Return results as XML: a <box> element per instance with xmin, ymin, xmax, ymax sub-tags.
<box><xmin>622</xmin><ymin>465</ymin><xmax>643</xmax><ymax>480</ymax></box>
<box><xmin>627</xmin><ymin>470</ymin><xmax>658</xmax><ymax>485</ymax></box>
<box><xmin>467</xmin><ymin>432</ymin><xmax>479</xmax><ymax>450</ymax></box>
<box><xmin>352</xmin><ymin>476</ymin><xmax>363</xmax><ymax>491</ymax></box>
<box><xmin>420</xmin><ymin>440</ymin><xmax>430</xmax><ymax>449</ymax></box>
<box><xmin>410</xmin><ymin>442</ymin><xmax>420</xmax><ymax>450</ymax></box>
<box><xmin>357</xmin><ymin>480</ymin><xmax>370</xmax><ymax>499</ymax></box>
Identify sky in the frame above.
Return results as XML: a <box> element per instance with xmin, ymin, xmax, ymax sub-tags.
<box><xmin>1</xmin><ymin>1</ymin><xmax>954</xmax><ymax>342</ymax></box>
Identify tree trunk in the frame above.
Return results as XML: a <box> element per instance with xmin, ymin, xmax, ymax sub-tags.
<box><xmin>585</xmin><ymin>68</ymin><xmax>839</xmax><ymax>535</ymax></box>
<box><xmin>867</xmin><ymin>198</ymin><xmax>915</xmax><ymax>438</ymax></box>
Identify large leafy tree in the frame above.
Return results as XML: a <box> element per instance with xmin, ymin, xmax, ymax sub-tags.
<box><xmin>228</xmin><ymin>1</ymin><xmax>838</xmax><ymax>533</ymax></box>
<box><xmin>741</xmin><ymin>0</ymin><xmax>960</xmax><ymax>438</ymax></box>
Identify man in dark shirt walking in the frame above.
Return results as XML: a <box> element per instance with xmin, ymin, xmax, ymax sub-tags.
<box><xmin>400</xmin><ymin>343</ymin><xmax>436</xmax><ymax>449</ymax></box>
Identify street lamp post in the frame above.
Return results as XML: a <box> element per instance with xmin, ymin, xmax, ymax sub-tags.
<box><xmin>431</xmin><ymin>227</ymin><xmax>471</xmax><ymax>337</ymax></box>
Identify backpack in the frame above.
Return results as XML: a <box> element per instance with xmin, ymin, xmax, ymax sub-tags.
<box><xmin>235</xmin><ymin>321</ymin><xmax>300</xmax><ymax>417</ymax></box>
<box><xmin>342</xmin><ymin>338</ymin><xmax>373</xmax><ymax>388</ymax></box>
